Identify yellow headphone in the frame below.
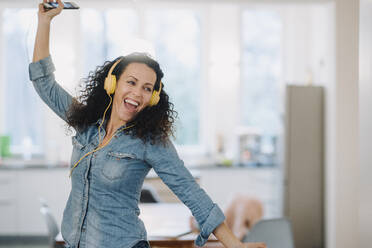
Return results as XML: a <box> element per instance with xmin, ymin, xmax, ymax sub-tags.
<box><xmin>104</xmin><ymin>57</ymin><xmax>163</xmax><ymax>106</ymax></box>
<box><xmin>70</xmin><ymin>57</ymin><xmax>163</xmax><ymax>177</ymax></box>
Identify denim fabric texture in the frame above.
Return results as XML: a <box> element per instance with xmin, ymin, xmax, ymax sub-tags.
<box><xmin>29</xmin><ymin>56</ymin><xmax>225</xmax><ymax>248</ymax></box>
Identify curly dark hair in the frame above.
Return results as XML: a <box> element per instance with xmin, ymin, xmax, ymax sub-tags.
<box><xmin>65</xmin><ymin>52</ymin><xmax>178</xmax><ymax>145</ymax></box>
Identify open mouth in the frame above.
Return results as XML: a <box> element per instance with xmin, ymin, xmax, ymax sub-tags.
<box><xmin>123</xmin><ymin>98</ymin><xmax>139</xmax><ymax>112</ymax></box>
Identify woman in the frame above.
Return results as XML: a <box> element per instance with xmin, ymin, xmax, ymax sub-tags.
<box><xmin>30</xmin><ymin>1</ymin><xmax>266</xmax><ymax>248</ymax></box>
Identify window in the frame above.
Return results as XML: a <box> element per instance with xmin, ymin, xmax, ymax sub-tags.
<box><xmin>144</xmin><ymin>10</ymin><xmax>201</xmax><ymax>146</ymax></box>
<box><xmin>240</xmin><ymin>10</ymin><xmax>282</xmax><ymax>166</ymax></box>
<box><xmin>1</xmin><ymin>8</ymin><xmax>44</xmax><ymax>156</ymax></box>
<box><xmin>81</xmin><ymin>9</ymin><xmax>140</xmax><ymax>76</ymax></box>
<box><xmin>81</xmin><ymin>8</ymin><xmax>202</xmax><ymax>146</ymax></box>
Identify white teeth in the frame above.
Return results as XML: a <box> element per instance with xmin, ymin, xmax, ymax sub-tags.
<box><xmin>124</xmin><ymin>99</ymin><xmax>139</xmax><ymax>107</ymax></box>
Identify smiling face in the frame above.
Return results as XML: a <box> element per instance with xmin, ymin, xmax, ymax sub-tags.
<box><xmin>110</xmin><ymin>62</ymin><xmax>157</xmax><ymax>126</ymax></box>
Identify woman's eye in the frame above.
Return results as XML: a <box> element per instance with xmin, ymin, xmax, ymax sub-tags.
<box><xmin>145</xmin><ymin>87</ymin><xmax>152</xmax><ymax>92</ymax></box>
<box><xmin>128</xmin><ymin>81</ymin><xmax>135</xmax><ymax>85</ymax></box>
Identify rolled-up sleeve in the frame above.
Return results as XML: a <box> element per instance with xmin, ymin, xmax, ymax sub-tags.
<box><xmin>29</xmin><ymin>55</ymin><xmax>56</xmax><ymax>81</ymax></box>
<box><xmin>195</xmin><ymin>204</ymin><xmax>225</xmax><ymax>246</ymax></box>
<box><xmin>144</xmin><ymin>140</ymin><xmax>225</xmax><ymax>246</ymax></box>
<box><xmin>29</xmin><ymin>56</ymin><xmax>73</xmax><ymax>123</ymax></box>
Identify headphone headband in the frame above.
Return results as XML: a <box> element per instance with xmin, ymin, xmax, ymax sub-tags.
<box><xmin>108</xmin><ymin>57</ymin><xmax>123</xmax><ymax>77</ymax></box>
<box><xmin>104</xmin><ymin>57</ymin><xmax>123</xmax><ymax>95</ymax></box>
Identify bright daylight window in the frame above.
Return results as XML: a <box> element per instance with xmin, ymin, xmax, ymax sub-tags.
<box><xmin>239</xmin><ymin>10</ymin><xmax>282</xmax><ymax>166</ymax></box>
<box><xmin>144</xmin><ymin>10</ymin><xmax>201</xmax><ymax>146</ymax></box>
<box><xmin>81</xmin><ymin>9</ymin><xmax>140</xmax><ymax>76</ymax></box>
<box><xmin>81</xmin><ymin>8</ymin><xmax>201</xmax><ymax>146</ymax></box>
<box><xmin>1</xmin><ymin>9</ymin><xmax>44</xmax><ymax>156</ymax></box>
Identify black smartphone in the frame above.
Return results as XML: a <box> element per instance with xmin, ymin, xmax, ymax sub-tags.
<box><xmin>43</xmin><ymin>2</ymin><xmax>79</xmax><ymax>10</ymax></box>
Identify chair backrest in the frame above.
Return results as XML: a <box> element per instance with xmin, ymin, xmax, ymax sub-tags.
<box><xmin>39</xmin><ymin>199</ymin><xmax>59</xmax><ymax>247</ymax></box>
<box><xmin>242</xmin><ymin>218</ymin><xmax>295</xmax><ymax>248</ymax></box>
<box><xmin>140</xmin><ymin>184</ymin><xmax>162</xmax><ymax>203</ymax></box>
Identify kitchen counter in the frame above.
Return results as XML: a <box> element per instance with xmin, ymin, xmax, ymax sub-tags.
<box><xmin>0</xmin><ymin>158</ymin><xmax>69</xmax><ymax>170</ymax></box>
<box><xmin>0</xmin><ymin>159</ymin><xmax>202</xmax><ymax>179</ymax></box>
<box><xmin>0</xmin><ymin>157</ymin><xmax>277</xmax><ymax>171</ymax></box>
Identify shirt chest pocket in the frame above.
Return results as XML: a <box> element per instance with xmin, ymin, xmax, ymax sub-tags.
<box><xmin>102</xmin><ymin>151</ymin><xmax>137</xmax><ymax>180</ymax></box>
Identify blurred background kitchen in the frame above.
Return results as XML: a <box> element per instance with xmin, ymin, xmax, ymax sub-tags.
<box><xmin>0</xmin><ymin>0</ymin><xmax>370</xmax><ymax>248</ymax></box>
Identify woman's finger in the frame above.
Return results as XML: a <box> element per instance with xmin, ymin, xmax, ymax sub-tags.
<box><xmin>56</xmin><ymin>0</ymin><xmax>64</xmax><ymax>11</ymax></box>
<box><xmin>38</xmin><ymin>3</ymin><xmax>46</xmax><ymax>14</ymax></box>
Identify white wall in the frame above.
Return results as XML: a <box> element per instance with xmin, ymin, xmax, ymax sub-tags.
<box><xmin>0</xmin><ymin>8</ymin><xmax>4</xmax><ymax>137</ymax></box>
<box><xmin>359</xmin><ymin>0</ymin><xmax>372</xmax><ymax>246</ymax></box>
<box><xmin>325</xmin><ymin>1</ymin><xmax>360</xmax><ymax>248</ymax></box>
<box><xmin>281</xmin><ymin>4</ymin><xmax>333</xmax><ymax>86</ymax></box>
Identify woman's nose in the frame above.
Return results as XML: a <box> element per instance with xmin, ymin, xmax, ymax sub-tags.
<box><xmin>132</xmin><ymin>86</ymin><xmax>142</xmax><ymax>97</ymax></box>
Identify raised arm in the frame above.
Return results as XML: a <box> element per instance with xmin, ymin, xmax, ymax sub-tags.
<box><xmin>33</xmin><ymin>0</ymin><xmax>63</xmax><ymax>62</ymax></box>
<box><xmin>29</xmin><ymin>0</ymin><xmax>76</xmax><ymax>123</ymax></box>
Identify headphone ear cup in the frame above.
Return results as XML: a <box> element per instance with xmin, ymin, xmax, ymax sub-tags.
<box><xmin>104</xmin><ymin>75</ymin><xmax>117</xmax><ymax>95</ymax></box>
<box><xmin>148</xmin><ymin>92</ymin><xmax>155</xmax><ymax>106</ymax></box>
<box><xmin>149</xmin><ymin>91</ymin><xmax>160</xmax><ymax>106</ymax></box>
<box><xmin>148</xmin><ymin>82</ymin><xmax>162</xmax><ymax>106</ymax></box>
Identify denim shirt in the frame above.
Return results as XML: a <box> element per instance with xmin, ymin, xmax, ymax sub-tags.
<box><xmin>29</xmin><ymin>56</ymin><xmax>225</xmax><ymax>248</ymax></box>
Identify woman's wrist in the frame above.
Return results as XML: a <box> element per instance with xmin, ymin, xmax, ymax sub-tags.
<box><xmin>213</xmin><ymin>222</ymin><xmax>243</xmax><ymax>248</ymax></box>
<box><xmin>38</xmin><ymin>17</ymin><xmax>52</xmax><ymax>26</ymax></box>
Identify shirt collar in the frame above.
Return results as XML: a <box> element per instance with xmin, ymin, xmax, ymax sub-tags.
<box><xmin>95</xmin><ymin>118</ymin><xmax>135</xmax><ymax>135</ymax></box>
<box><xmin>95</xmin><ymin>118</ymin><xmax>105</xmax><ymax>126</ymax></box>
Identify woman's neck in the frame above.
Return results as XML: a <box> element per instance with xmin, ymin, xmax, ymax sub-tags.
<box><xmin>105</xmin><ymin>117</ymin><xmax>126</xmax><ymax>137</ymax></box>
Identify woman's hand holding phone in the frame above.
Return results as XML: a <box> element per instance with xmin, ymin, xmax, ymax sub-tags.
<box><xmin>38</xmin><ymin>0</ymin><xmax>64</xmax><ymax>23</ymax></box>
